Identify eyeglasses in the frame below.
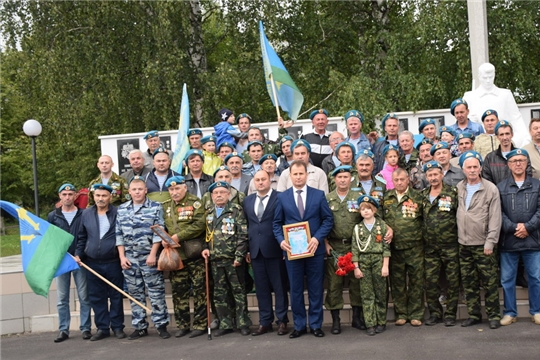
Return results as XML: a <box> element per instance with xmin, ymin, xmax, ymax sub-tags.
<box><xmin>508</xmin><ymin>159</ymin><xmax>527</xmax><ymax>164</ymax></box>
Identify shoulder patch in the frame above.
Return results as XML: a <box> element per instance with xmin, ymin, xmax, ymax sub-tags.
<box><xmin>193</xmin><ymin>201</ymin><xmax>201</xmax><ymax>209</ymax></box>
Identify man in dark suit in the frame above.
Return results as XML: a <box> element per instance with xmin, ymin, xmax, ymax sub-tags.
<box><xmin>244</xmin><ymin>170</ymin><xmax>289</xmax><ymax>336</ymax></box>
<box><xmin>273</xmin><ymin>161</ymin><xmax>334</xmax><ymax>338</ymax></box>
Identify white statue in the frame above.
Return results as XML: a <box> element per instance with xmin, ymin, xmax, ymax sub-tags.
<box><xmin>463</xmin><ymin>63</ymin><xmax>529</xmax><ymax>147</ymax></box>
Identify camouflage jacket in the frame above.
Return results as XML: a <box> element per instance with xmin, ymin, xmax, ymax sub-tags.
<box><xmin>115</xmin><ymin>197</ymin><xmax>163</xmax><ymax>257</ymax></box>
<box><xmin>328</xmin><ymin>167</ymin><xmax>359</xmax><ymax>193</ymax></box>
<box><xmin>409</xmin><ymin>162</ymin><xmax>428</xmax><ymax>191</ymax></box>
<box><xmin>399</xmin><ymin>149</ymin><xmax>420</xmax><ymax>173</ymax></box>
<box><xmin>205</xmin><ymin>202</ymin><xmax>248</xmax><ymax>265</ymax></box>
<box><xmin>88</xmin><ymin>171</ymin><xmax>129</xmax><ymax>207</ymax></box>
<box><xmin>352</xmin><ymin>218</ymin><xmax>391</xmax><ymax>261</ymax></box>
<box><xmin>162</xmin><ymin>192</ymin><xmax>206</xmax><ymax>260</ymax></box>
<box><xmin>421</xmin><ymin>183</ymin><xmax>458</xmax><ymax>246</ymax></box>
<box><xmin>382</xmin><ymin>187</ymin><xmax>424</xmax><ymax>250</ymax></box>
<box><xmin>326</xmin><ymin>188</ymin><xmax>364</xmax><ymax>241</ymax></box>
<box><xmin>354</xmin><ymin>176</ymin><xmax>387</xmax><ymax>205</ymax></box>
<box><xmin>200</xmin><ymin>187</ymin><xmax>245</xmax><ymax>213</ymax></box>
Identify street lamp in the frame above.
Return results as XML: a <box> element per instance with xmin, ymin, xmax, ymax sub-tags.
<box><xmin>23</xmin><ymin>119</ymin><xmax>42</xmax><ymax>216</ymax></box>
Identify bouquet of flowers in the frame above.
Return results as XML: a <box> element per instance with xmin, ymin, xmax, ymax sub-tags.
<box><xmin>332</xmin><ymin>251</ymin><xmax>356</xmax><ymax>276</ymax></box>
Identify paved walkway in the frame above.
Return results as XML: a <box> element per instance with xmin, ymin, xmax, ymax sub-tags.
<box><xmin>0</xmin><ymin>255</ymin><xmax>22</xmax><ymax>274</ymax></box>
<box><xmin>1</xmin><ymin>321</ymin><xmax>538</xmax><ymax>360</ymax></box>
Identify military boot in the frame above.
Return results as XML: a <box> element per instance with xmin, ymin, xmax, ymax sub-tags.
<box><xmin>331</xmin><ymin>310</ymin><xmax>341</xmax><ymax>334</ymax></box>
<box><xmin>351</xmin><ymin>306</ymin><xmax>366</xmax><ymax>330</ymax></box>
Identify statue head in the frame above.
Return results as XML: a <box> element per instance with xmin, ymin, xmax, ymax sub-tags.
<box><xmin>478</xmin><ymin>63</ymin><xmax>496</xmax><ymax>91</ymax></box>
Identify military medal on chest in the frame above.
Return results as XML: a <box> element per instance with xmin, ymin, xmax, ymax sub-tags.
<box><xmin>347</xmin><ymin>200</ymin><xmax>359</xmax><ymax>212</ymax></box>
<box><xmin>221</xmin><ymin>217</ymin><xmax>235</xmax><ymax>235</ymax></box>
<box><xmin>402</xmin><ymin>199</ymin><xmax>418</xmax><ymax>218</ymax></box>
<box><xmin>177</xmin><ymin>206</ymin><xmax>194</xmax><ymax>220</ymax></box>
<box><xmin>437</xmin><ymin>196</ymin><xmax>452</xmax><ymax>212</ymax></box>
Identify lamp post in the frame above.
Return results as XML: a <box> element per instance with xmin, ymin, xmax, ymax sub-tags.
<box><xmin>23</xmin><ymin>119</ymin><xmax>42</xmax><ymax>216</ymax></box>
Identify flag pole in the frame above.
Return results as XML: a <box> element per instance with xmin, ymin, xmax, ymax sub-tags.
<box><xmin>72</xmin><ymin>255</ymin><xmax>152</xmax><ymax>313</ymax></box>
<box><xmin>269</xmin><ymin>73</ymin><xmax>281</xmax><ymax>120</ymax></box>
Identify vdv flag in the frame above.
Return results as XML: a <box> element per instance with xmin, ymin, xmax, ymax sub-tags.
<box><xmin>0</xmin><ymin>201</ymin><xmax>79</xmax><ymax>297</ymax></box>
<box><xmin>171</xmin><ymin>83</ymin><xmax>190</xmax><ymax>174</ymax></box>
<box><xmin>259</xmin><ymin>21</ymin><xmax>304</xmax><ymax>121</ymax></box>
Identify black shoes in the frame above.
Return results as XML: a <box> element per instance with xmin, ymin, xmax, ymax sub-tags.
<box><xmin>351</xmin><ymin>306</ymin><xmax>366</xmax><ymax>330</ymax></box>
<box><xmin>175</xmin><ymin>329</ymin><xmax>190</xmax><ymax>338</ymax></box>
<box><xmin>90</xmin><ymin>330</ymin><xmax>110</xmax><ymax>341</ymax></box>
<box><xmin>310</xmin><ymin>328</ymin><xmax>325</xmax><ymax>337</ymax></box>
<box><xmin>54</xmin><ymin>331</ymin><xmax>69</xmax><ymax>343</ymax></box>
<box><xmin>366</xmin><ymin>327</ymin><xmax>376</xmax><ymax>336</ymax></box>
<box><xmin>375</xmin><ymin>325</ymin><xmax>386</xmax><ymax>333</ymax></box>
<box><xmin>461</xmin><ymin>318</ymin><xmax>482</xmax><ymax>327</ymax></box>
<box><xmin>444</xmin><ymin>318</ymin><xmax>456</xmax><ymax>327</ymax></box>
<box><xmin>214</xmin><ymin>329</ymin><xmax>234</xmax><ymax>337</ymax></box>
<box><xmin>157</xmin><ymin>326</ymin><xmax>171</xmax><ymax>339</ymax></box>
<box><xmin>425</xmin><ymin>316</ymin><xmax>443</xmax><ymax>326</ymax></box>
<box><xmin>128</xmin><ymin>328</ymin><xmax>148</xmax><ymax>340</ymax></box>
<box><xmin>240</xmin><ymin>327</ymin><xmax>251</xmax><ymax>336</ymax></box>
<box><xmin>330</xmin><ymin>310</ymin><xmax>341</xmax><ymax>335</ymax></box>
<box><xmin>114</xmin><ymin>330</ymin><xmax>126</xmax><ymax>339</ymax></box>
<box><xmin>489</xmin><ymin>320</ymin><xmax>501</xmax><ymax>329</ymax></box>
<box><xmin>189</xmin><ymin>329</ymin><xmax>205</xmax><ymax>338</ymax></box>
<box><xmin>289</xmin><ymin>329</ymin><xmax>307</xmax><ymax>339</ymax></box>
<box><xmin>82</xmin><ymin>331</ymin><xmax>92</xmax><ymax>340</ymax></box>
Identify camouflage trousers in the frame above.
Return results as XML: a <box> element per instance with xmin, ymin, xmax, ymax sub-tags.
<box><xmin>169</xmin><ymin>258</ymin><xmax>207</xmax><ymax>331</ymax></box>
<box><xmin>390</xmin><ymin>244</ymin><xmax>425</xmax><ymax>321</ymax></box>
<box><xmin>459</xmin><ymin>245</ymin><xmax>501</xmax><ymax>321</ymax></box>
<box><xmin>324</xmin><ymin>241</ymin><xmax>362</xmax><ymax>310</ymax></box>
<box><xmin>425</xmin><ymin>245</ymin><xmax>460</xmax><ymax>319</ymax></box>
<box><xmin>123</xmin><ymin>257</ymin><xmax>169</xmax><ymax>329</ymax></box>
<box><xmin>358</xmin><ymin>253</ymin><xmax>388</xmax><ymax>328</ymax></box>
<box><xmin>211</xmin><ymin>262</ymin><xmax>252</xmax><ymax>330</ymax></box>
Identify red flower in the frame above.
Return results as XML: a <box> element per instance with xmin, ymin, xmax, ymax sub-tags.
<box><xmin>332</xmin><ymin>251</ymin><xmax>355</xmax><ymax>277</ymax></box>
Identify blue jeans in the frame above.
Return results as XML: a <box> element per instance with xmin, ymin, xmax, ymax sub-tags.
<box><xmin>56</xmin><ymin>268</ymin><xmax>91</xmax><ymax>333</ymax></box>
<box><xmin>501</xmin><ymin>250</ymin><xmax>540</xmax><ymax>316</ymax></box>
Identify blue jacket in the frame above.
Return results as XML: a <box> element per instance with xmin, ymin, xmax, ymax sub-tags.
<box><xmin>47</xmin><ymin>207</ymin><xmax>84</xmax><ymax>255</ymax></box>
<box><xmin>497</xmin><ymin>175</ymin><xmax>540</xmax><ymax>252</ymax></box>
<box><xmin>76</xmin><ymin>205</ymin><xmax>119</xmax><ymax>262</ymax></box>
<box><xmin>244</xmin><ymin>190</ymin><xmax>282</xmax><ymax>259</ymax></box>
<box><xmin>214</xmin><ymin>121</ymin><xmax>237</xmax><ymax>148</ymax></box>
<box><xmin>145</xmin><ymin>169</ymin><xmax>180</xmax><ymax>194</ymax></box>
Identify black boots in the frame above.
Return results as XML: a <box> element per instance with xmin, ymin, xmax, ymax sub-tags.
<box><xmin>331</xmin><ymin>310</ymin><xmax>341</xmax><ymax>334</ymax></box>
<box><xmin>351</xmin><ymin>306</ymin><xmax>366</xmax><ymax>330</ymax></box>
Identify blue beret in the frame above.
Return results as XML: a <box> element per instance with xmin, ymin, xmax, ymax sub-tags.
<box><xmin>279</xmin><ymin>135</ymin><xmax>294</xmax><ymax>146</ymax></box>
<box><xmin>459</xmin><ymin>150</ymin><xmax>483</xmax><ymax>168</ymax></box>
<box><xmin>208</xmin><ymin>181</ymin><xmax>230</xmax><ymax>193</ymax></box>
<box><xmin>450</xmin><ymin>98</ymin><xmax>467</xmax><ymax>116</ymax></box>
<box><xmin>218</xmin><ymin>142</ymin><xmax>235</xmax><ymax>151</ymax></box>
<box><xmin>494</xmin><ymin>120</ymin><xmax>512</xmax><ymax>135</ymax></box>
<box><xmin>335</xmin><ymin>141</ymin><xmax>356</xmax><ymax>158</ymax></box>
<box><xmin>184</xmin><ymin>149</ymin><xmax>205</xmax><ymax>162</ymax></box>
<box><xmin>129</xmin><ymin>175</ymin><xmax>146</xmax><ymax>184</ymax></box>
<box><xmin>355</xmin><ymin>149</ymin><xmax>375</xmax><ymax>161</ymax></box>
<box><xmin>422</xmin><ymin>160</ymin><xmax>443</xmax><ymax>173</ymax></box>
<box><xmin>165</xmin><ymin>176</ymin><xmax>185</xmax><ymax>187</ymax></box>
<box><xmin>430</xmin><ymin>141</ymin><xmax>450</xmax><ymax>156</ymax></box>
<box><xmin>259</xmin><ymin>154</ymin><xmax>278</xmax><ymax>164</ymax></box>
<box><xmin>200</xmin><ymin>135</ymin><xmax>216</xmax><ymax>144</ymax></box>
<box><xmin>248</xmin><ymin>125</ymin><xmax>261</xmax><ymax>131</ymax></box>
<box><xmin>331</xmin><ymin>165</ymin><xmax>353</xmax><ymax>177</ymax></box>
<box><xmin>415</xmin><ymin>137</ymin><xmax>433</xmax><ymax>151</ymax></box>
<box><xmin>91</xmin><ymin>184</ymin><xmax>113</xmax><ymax>193</ymax></box>
<box><xmin>152</xmin><ymin>147</ymin><xmax>168</xmax><ymax>158</ymax></box>
<box><xmin>382</xmin><ymin>144</ymin><xmax>399</xmax><ymax>157</ymax></box>
<box><xmin>309</xmin><ymin>109</ymin><xmax>329</xmax><ymax>120</ymax></box>
<box><xmin>213</xmin><ymin>165</ymin><xmax>230</xmax><ymax>178</ymax></box>
<box><xmin>457</xmin><ymin>132</ymin><xmax>475</xmax><ymax>142</ymax></box>
<box><xmin>507</xmin><ymin>148</ymin><xmax>529</xmax><ymax>160</ymax></box>
<box><xmin>236</xmin><ymin>113</ymin><xmax>252</xmax><ymax>123</ymax></box>
<box><xmin>291</xmin><ymin>139</ymin><xmax>311</xmax><ymax>153</ymax></box>
<box><xmin>224</xmin><ymin>152</ymin><xmax>244</xmax><ymax>164</ymax></box>
<box><xmin>247</xmin><ymin>140</ymin><xmax>263</xmax><ymax>150</ymax></box>
<box><xmin>143</xmin><ymin>130</ymin><xmax>159</xmax><ymax>140</ymax></box>
<box><xmin>381</xmin><ymin>113</ymin><xmax>399</xmax><ymax>129</ymax></box>
<box><xmin>58</xmin><ymin>183</ymin><xmax>76</xmax><ymax>193</ymax></box>
<box><xmin>344</xmin><ymin>110</ymin><xmax>364</xmax><ymax>123</ymax></box>
<box><xmin>187</xmin><ymin>129</ymin><xmax>202</xmax><ymax>137</ymax></box>
<box><xmin>481</xmin><ymin>109</ymin><xmax>498</xmax><ymax>122</ymax></box>
<box><xmin>439</xmin><ymin>126</ymin><xmax>456</xmax><ymax>137</ymax></box>
<box><xmin>419</xmin><ymin>118</ymin><xmax>436</xmax><ymax>132</ymax></box>
<box><xmin>357</xmin><ymin>195</ymin><xmax>379</xmax><ymax>208</ymax></box>
<box><xmin>219</xmin><ymin>108</ymin><xmax>234</xmax><ymax>121</ymax></box>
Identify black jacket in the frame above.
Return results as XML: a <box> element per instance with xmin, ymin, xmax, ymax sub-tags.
<box><xmin>47</xmin><ymin>207</ymin><xmax>84</xmax><ymax>255</ymax></box>
<box><xmin>185</xmin><ymin>173</ymin><xmax>213</xmax><ymax>198</ymax></box>
<box><xmin>76</xmin><ymin>205</ymin><xmax>119</xmax><ymax>262</ymax></box>
<box><xmin>497</xmin><ymin>175</ymin><xmax>540</xmax><ymax>252</ymax></box>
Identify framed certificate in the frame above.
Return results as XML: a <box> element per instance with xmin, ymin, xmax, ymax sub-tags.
<box><xmin>283</xmin><ymin>221</ymin><xmax>313</xmax><ymax>260</ymax></box>
<box><xmin>151</xmin><ymin>225</ymin><xmax>180</xmax><ymax>248</ymax></box>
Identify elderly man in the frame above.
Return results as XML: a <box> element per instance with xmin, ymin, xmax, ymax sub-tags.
<box><xmin>344</xmin><ymin>110</ymin><xmax>371</xmax><ymax>152</ymax></box>
<box><xmin>398</xmin><ymin>131</ymin><xmax>419</xmax><ymax>173</ymax></box>
<box><xmin>456</xmin><ymin>151</ymin><xmax>501</xmax><ymax>329</ymax></box>
<box><xmin>450</xmin><ymin>133</ymin><xmax>476</xmax><ymax>168</ymax></box>
<box><xmin>162</xmin><ymin>176</ymin><xmax>207</xmax><ymax>338</ymax></box>
<box><xmin>274</xmin><ymin>161</ymin><xmax>334</xmax><ymax>338</ymax></box>
<box><xmin>145</xmin><ymin>148</ymin><xmax>180</xmax><ymax>203</ymax></box>
<box><xmin>321</xmin><ymin>132</ymin><xmax>346</xmax><ymax>174</ymax></box>
<box><xmin>49</xmin><ymin>184</ymin><xmax>91</xmax><ymax>343</ymax></box>
<box><xmin>421</xmin><ymin>161</ymin><xmax>460</xmax><ymax>327</ymax></box>
<box><xmin>448</xmin><ymin>99</ymin><xmax>485</xmax><ymax>137</ymax></box>
<box><xmin>372</xmin><ymin>113</ymin><xmax>400</xmax><ymax>174</ymax></box>
<box><xmin>225</xmin><ymin>152</ymin><xmax>252</xmax><ymax>194</ymax></box>
<box><xmin>277</xmin><ymin>139</ymin><xmax>329</xmax><ymax>194</ymax></box>
<box><xmin>75</xmin><ymin>184</ymin><xmax>125</xmax><ymax>341</ymax></box>
<box><xmin>474</xmin><ymin>110</ymin><xmax>501</xmax><ymax>158</ymax></box>
<box><xmin>410</xmin><ymin>138</ymin><xmax>433</xmax><ymax>191</ymax></box>
<box><xmin>482</xmin><ymin>120</ymin><xmax>523</xmax><ymax>185</ymax></box>
<box><xmin>431</xmin><ymin>142</ymin><xmax>465</xmax><ymax>186</ymax></box>
<box><xmin>121</xmin><ymin>149</ymin><xmax>151</xmax><ymax>181</ymax></box>
<box><xmin>300</xmin><ymin>109</ymin><xmax>333</xmax><ymax>168</ymax></box>
<box><xmin>116</xmin><ymin>176</ymin><xmax>170</xmax><ymax>340</ymax></box>
<box><xmin>188</xmin><ymin>129</ymin><xmax>203</xmax><ymax>150</ymax></box>
<box><xmin>88</xmin><ymin>155</ymin><xmax>128</xmax><ymax>207</ymax></box>
<box><xmin>497</xmin><ymin>149</ymin><xmax>540</xmax><ymax>326</ymax></box>
<box><xmin>382</xmin><ymin>169</ymin><xmax>425</xmax><ymax>326</ymax></box>
<box><xmin>184</xmin><ymin>149</ymin><xmax>213</xmax><ymax>198</ymax></box>
<box><xmin>202</xmin><ymin>182</ymin><xmax>251</xmax><ymax>336</ymax></box>
<box><xmin>523</xmin><ymin>118</ymin><xmax>540</xmax><ymax>179</ymax></box>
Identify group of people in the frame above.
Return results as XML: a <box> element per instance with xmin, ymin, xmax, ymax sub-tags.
<box><xmin>50</xmin><ymin>91</ymin><xmax>540</xmax><ymax>344</ymax></box>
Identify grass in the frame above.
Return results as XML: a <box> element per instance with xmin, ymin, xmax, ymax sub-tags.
<box><xmin>0</xmin><ymin>226</ymin><xmax>21</xmax><ymax>257</ymax></box>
